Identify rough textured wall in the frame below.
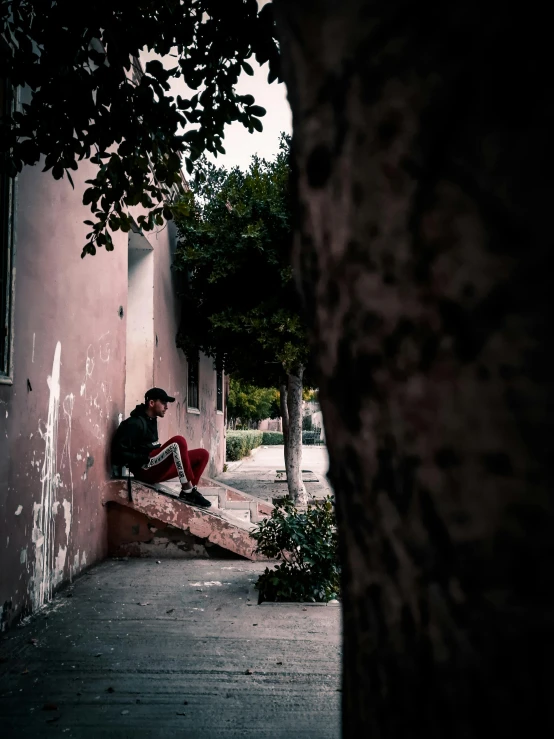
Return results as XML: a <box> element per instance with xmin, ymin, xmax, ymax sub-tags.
<box><xmin>0</xmin><ymin>174</ymin><xmax>226</xmax><ymax>630</ymax></box>
<box><xmin>0</xmin><ymin>162</ymin><xmax>127</xmax><ymax>629</ymax></box>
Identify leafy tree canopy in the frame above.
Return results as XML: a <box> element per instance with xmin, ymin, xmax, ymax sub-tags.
<box><xmin>174</xmin><ymin>135</ymin><xmax>313</xmax><ymax>385</ymax></box>
<box><xmin>0</xmin><ymin>0</ymin><xmax>279</xmax><ymax>256</ymax></box>
<box><xmin>227</xmin><ymin>378</ymin><xmax>280</xmax><ymax>425</ymax></box>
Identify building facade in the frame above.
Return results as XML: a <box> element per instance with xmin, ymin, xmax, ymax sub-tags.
<box><xmin>0</xmin><ymin>148</ymin><xmax>226</xmax><ymax>629</ymax></box>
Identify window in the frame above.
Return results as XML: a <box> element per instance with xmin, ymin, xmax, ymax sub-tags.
<box><xmin>1</xmin><ymin>78</ymin><xmax>16</xmax><ymax>383</ymax></box>
<box><xmin>187</xmin><ymin>352</ymin><xmax>199</xmax><ymax>411</ymax></box>
<box><xmin>216</xmin><ymin>367</ymin><xmax>223</xmax><ymax>412</ymax></box>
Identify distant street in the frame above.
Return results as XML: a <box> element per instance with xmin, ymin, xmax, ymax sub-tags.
<box><xmin>216</xmin><ymin>445</ymin><xmax>333</xmax><ymax>502</ymax></box>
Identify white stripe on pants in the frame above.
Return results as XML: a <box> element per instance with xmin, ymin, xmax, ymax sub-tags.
<box><xmin>142</xmin><ymin>443</ymin><xmax>188</xmax><ymax>485</ymax></box>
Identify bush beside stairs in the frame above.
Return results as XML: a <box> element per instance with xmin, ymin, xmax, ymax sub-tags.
<box><xmin>102</xmin><ymin>475</ymin><xmax>273</xmax><ymax>560</ymax></box>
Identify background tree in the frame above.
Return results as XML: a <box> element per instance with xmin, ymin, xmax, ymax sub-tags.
<box><xmin>227</xmin><ymin>378</ymin><xmax>280</xmax><ymax>429</ymax></box>
<box><xmin>174</xmin><ymin>138</ymin><xmax>312</xmax><ymax>504</ymax></box>
<box><xmin>0</xmin><ymin>0</ymin><xmax>279</xmax><ymax>255</ymax></box>
<box><xmin>274</xmin><ymin>0</ymin><xmax>554</xmax><ymax>736</ymax></box>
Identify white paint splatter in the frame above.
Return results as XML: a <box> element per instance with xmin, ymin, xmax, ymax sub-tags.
<box><xmin>20</xmin><ymin>548</ymin><xmax>27</xmax><ymax>564</ymax></box>
<box><xmin>60</xmin><ymin>394</ymin><xmax>75</xmax><ymax>542</ymax></box>
<box><xmin>15</xmin><ymin>505</ymin><xmax>22</xmax><ymax>516</ymax></box>
<box><xmin>62</xmin><ymin>499</ymin><xmax>71</xmax><ymax>539</ymax></box>
<box><xmin>53</xmin><ymin>546</ymin><xmax>67</xmax><ymax>588</ymax></box>
<box><xmin>99</xmin><ymin>331</ymin><xmax>111</xmax><ymax>362</ymax></box>
<box><xmin>31</xmin><ymin>341</ymin><xmax>61</xmax><ymax>612</ymax></box>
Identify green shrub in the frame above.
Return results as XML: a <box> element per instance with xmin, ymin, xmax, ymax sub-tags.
<box><xmin>302</xmin><ymin>415</ymin><xmax>313</xmax><ymax>431</ymax></box>
<box><xmin>252</xmin><ymin>497</ymin><xmax>340</xmax><ymax>603</ymax></box>
<box><xmin>261</xmin><ymin>431</ymin><xmax>284</xmax><ymax>445</ymax></box>
<box><xmin>226</xmin><ymin>430</ymin><xmax>263</xmax><ymax>461</ymax></box>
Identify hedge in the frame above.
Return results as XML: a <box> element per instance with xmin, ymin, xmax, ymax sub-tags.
<box><xmin>261</xmin><ymin>432</ymin><xmax>284</xmax><ymax>445</ymax></box>
<box><xmin>262</xmin><ymin>431</ymin><xmax>322</xmax><ymax>445</ymax></box>
<box><xmin>226</xmin><ymin>430</ymin><xmax>264</xmax><ymax>461</ymax></box>
<box><xmin>226</xmin><ymin>429</ymin><xmax>324</xmax><ymax>460</ymax></box>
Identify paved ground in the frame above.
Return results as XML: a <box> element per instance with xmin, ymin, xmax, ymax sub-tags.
<box><xmin>0</xmin><ymin>559</ymin><xmax>341</xmax><ymax>738</ymax></box>
<box><xmin>218</xmin><ymin>446</ymin><xmax>333</xmax><ymax>502</ymax></box>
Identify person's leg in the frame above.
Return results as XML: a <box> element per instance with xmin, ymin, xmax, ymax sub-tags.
<box><xmin>188</xmin><ymin>448</ymin><xmax>210</xmax><ymax>486</ymax></box>
<box><xmin>135</xmin><ymin>437</ymin><xmax>211</xmax><ymax>507</ymax></box>
<box><xmin>136</xmin><ymin>436</ymin><xmax>192</xmax><ymax>488</ymax></box>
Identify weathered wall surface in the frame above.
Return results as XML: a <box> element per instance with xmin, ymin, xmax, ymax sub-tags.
<box><xmin>151</xmin><ymin>225</ymin><xmax>225</xmax><ymax>478</ymax></box>
<box><xmin>0</xmin><ymin>162</ymin><xmax>127</xmax><ymax>629</ymax></box>
<box><xmin>106</xmin><ymin>505</ymin><xmax>210</xmax><ymax>559</ymax></box>
<box><xmin>0</xmin><ymin>168</ymin><xmax>225</xmax><ymax>630</ymax></box>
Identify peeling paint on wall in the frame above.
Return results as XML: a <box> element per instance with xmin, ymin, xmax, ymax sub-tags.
<box><xmin>53</xmin><ymin>546</ymin><xmax>67</xmax><ymax>589</ymax></box>
<box><xmin>31</xmin><ymin>341</ymin><xmax>61</xmax><ymax>611</ymax></box>
<box><xmin>62</xmin><ymin>499</ymin><xmax>71</xmax><ymax>539</ymax></box>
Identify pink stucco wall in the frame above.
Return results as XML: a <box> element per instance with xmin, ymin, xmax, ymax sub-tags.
<box><xmin>0</xmin><ymin>163</ymin><xmax>225</xmax><ymax>629</ymax></box>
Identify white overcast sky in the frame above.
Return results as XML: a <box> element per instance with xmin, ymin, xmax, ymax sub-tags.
<box><xmin>207</xmin><ymin>59</ymin><xmax>292</xmax><ymax>170</ymax></box>
<box><xmin>140</xmin><ymin>48</ymin><xmax>292</xmax><ymax>173</ymax></box>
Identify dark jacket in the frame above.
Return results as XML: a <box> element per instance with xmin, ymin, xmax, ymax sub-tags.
<box><xmin>111</xmin><ymin>404</ymin><xmax>161</xmax><ymax>473</ymax></box>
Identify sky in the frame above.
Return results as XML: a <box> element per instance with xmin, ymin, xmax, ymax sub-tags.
<box><xmin>206</xmin><ymin>59</ymin><xmax>292</xmax><ymax>171</ymax></box>
<box><xmin>140</xmin><ymin>50</ymin><xmax>292</xmax><ymax>174</ymax></box>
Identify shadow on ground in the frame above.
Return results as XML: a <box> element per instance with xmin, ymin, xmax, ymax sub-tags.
<box><xmin>0</xmin><ymin>559</ymin><xmax>341</xmax><ymax>738</ymax></box>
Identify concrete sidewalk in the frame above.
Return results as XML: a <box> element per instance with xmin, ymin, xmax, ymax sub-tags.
<box><xmin>0</xmin><ymin>559</ymin><xmax>341</xmax><ymax>738</ymax></box>
<box><xmin>219</xmin><ymin>446</ymin><xmax>333</xmax><ymax>502</ymax></box>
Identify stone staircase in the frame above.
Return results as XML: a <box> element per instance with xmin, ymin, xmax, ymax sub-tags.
<box><xmin>102</xmin><ymin>475</ymin><xmax>274</xmax><ymax>560</ymax></box>
<box><xmin>193</xmin><ymin>477</ymin><xmax>274</xmax><ymax>525</ymax></box>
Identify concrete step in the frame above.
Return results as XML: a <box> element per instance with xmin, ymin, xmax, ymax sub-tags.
<box><xmin>102</xmin><ymin>479</ymin><xmax>263</xmax><ymax>560</ymax></box>
<box><xmin>200</xmin><ymin>476</ymin><xmax>275</xmax><ymax>526</ymax></box>
<box><xmin>224</xmin><ymin>508</ymin><xmax>251</xmax><ymax>524</ymax></box>
<box><xmin>103</xmin><ymin>476</ymin><xmax>273</xmax><ymax>560</ymax></box>
<box><xmin>202</xmin><ymin>494</ymin><xmax>219</xmax><ymax>508</ymax></box>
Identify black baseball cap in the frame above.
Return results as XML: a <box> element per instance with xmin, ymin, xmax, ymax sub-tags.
<box><xmin>145</xmin><ymin>387</ymin><xmax>175</xmax><ymax>403</ymax></box>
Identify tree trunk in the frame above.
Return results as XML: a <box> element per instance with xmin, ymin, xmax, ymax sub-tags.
<box><xmin>275</xmin><ymin>2</ymin><xmax>553</xmax><ymax>737</ymax></box>
<box><xmin>284</xmin><ymin>366</ymin><xmax>308</xmax><ymax>506</ymax></box>
<box><xmin>279</xmin><ymin>378</ymin><xmax>289</xmax><ymax>448</ymax></box>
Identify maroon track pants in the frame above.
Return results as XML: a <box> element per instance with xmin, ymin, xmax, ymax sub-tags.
<box><xmin>134</xmin><ymin>435</ymin><xmax>209</xmax><ymax>487</ymax></box>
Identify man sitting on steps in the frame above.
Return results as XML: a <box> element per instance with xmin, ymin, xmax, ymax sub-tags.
<box><xmin>112</xmin><ymin>387</ymin><xmax>212</xmax><ymax>508</ymax></box>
